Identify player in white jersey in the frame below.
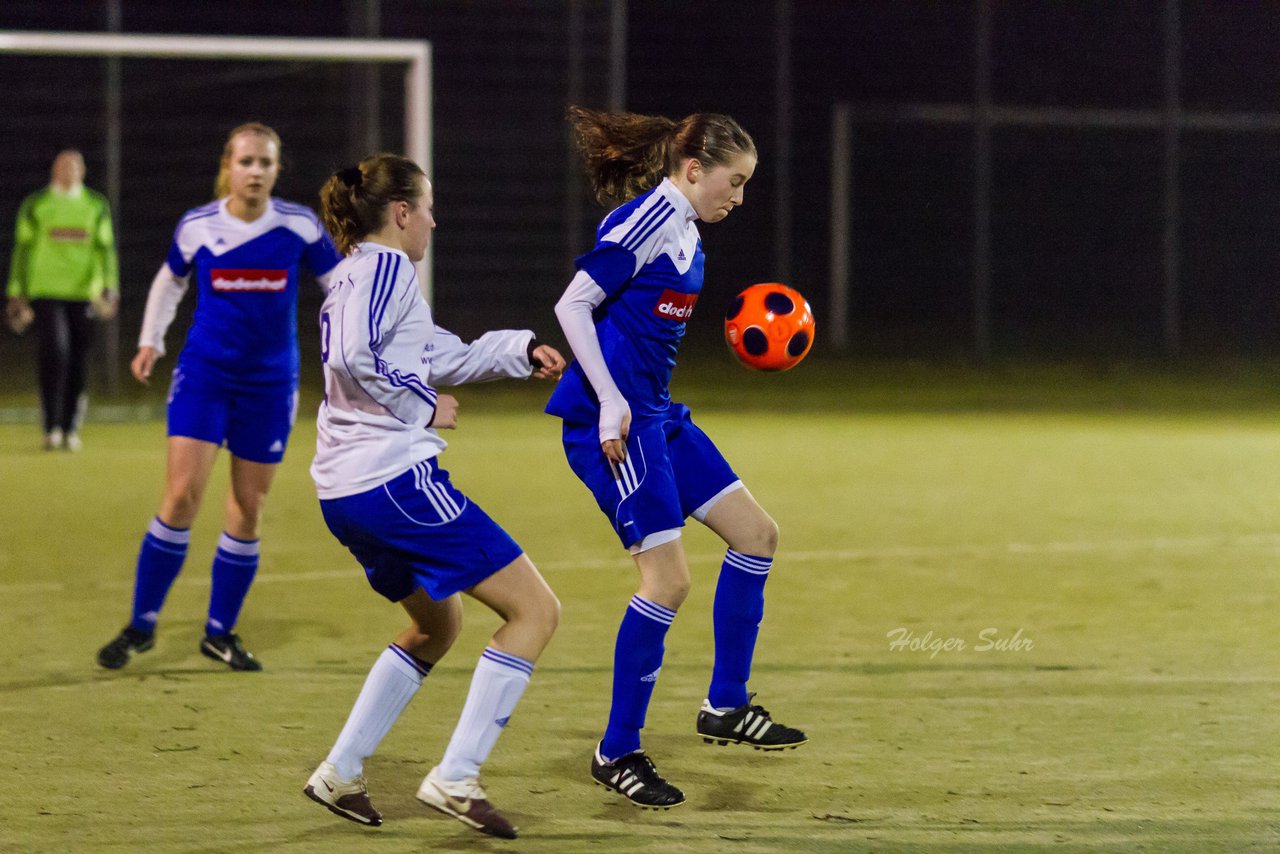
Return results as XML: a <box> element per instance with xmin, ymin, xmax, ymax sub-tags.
<box><xmin>548</xmin><ymin>107</ymin><xmax>807</xmax><ymax>809</ymax></box>
<box><xmin>301</xmin><ymin>153</ymin><xmax>565</xmax><ymax>840</ymax></box>
<box><xmin>97</xmin><ymin>123</ymin><xmax>341</xmax><ymax>673</ymax></box>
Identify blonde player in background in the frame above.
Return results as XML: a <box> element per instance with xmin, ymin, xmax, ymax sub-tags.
<box><xmin>302</xmin><ymin>153</ymin><xmax>565</xmax><ymax>840</ymax></box>
<box><xmin>96</xmin><ymin>123</ymin><xmax>341</xmax><ymax>672</ymax></box>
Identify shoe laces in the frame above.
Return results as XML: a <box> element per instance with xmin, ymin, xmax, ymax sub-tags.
<box><xmin>222</xmin><ymin>633</ymin><xmax>250</xmax><ymax>653</ymax></box>
<box><xmin>439</xmin><ymin>774</ymin><xmax>488</xmax><ymax>801</ymax></box>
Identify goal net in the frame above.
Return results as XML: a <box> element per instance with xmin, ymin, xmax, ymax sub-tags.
<box><xmin>0</xmin><ymin>31</ymin><xmax>431</xmax><ymax>396</ymax></box>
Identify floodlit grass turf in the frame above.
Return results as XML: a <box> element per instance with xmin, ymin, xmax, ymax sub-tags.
<box><xmin>0</xmin><ymin>365</ymin><xmax>1278</xmax><ymax>851</ymax></box>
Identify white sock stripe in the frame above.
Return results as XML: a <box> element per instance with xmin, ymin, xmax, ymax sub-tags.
<box><xmin>217</xmin><ymin>533</ymin><xmax>260</xmax><ymax>557</ymax></box>
<box><xmin>387</xmin><ymin>644</ymin><xmax>432</xmax><ymax>678</ymax></box>
<box><xmin>724</xmin><ymin>550</ymin><xmax>772</xmax><ymax>574</ymax></box>
<box><xmin>213</xmin><ymin>552</ymin><xmax>258</xmax><ymax>567</ymax></box>
<box><xmin>481</xmin><ymin>647</ymin><xmax>534</xmax><ymax>678</ymax></box>
<box><xmin>145</xmin><ymin>540</ymin><xmax>188</xmax><ymax>556</ymax></box>
<box><xmin>147</xmin><ymin>517</ymin><xmax>191</xmax><ymax>545</ymax></box>
<box><xmin>629</xmin><ymin>595</ymin><xmax>676</xmax><ymax>625</ymax></box>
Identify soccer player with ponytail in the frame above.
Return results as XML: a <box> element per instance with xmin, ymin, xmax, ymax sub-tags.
<box><xmin>546</xmin><ymin>106</ymin><xmax>807</xmax><ymax>809</ymax></box>
<box><xmin>302</xmin><ymin>153</ymin><xmax>565</xmax><ymax>840</ymax></box>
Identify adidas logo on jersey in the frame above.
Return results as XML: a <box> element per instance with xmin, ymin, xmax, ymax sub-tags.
<box><xmin>677</xmin><ymin>248</ymin><xmax>686</xmax><ymax>260</ymax></box>
<box><xmin>653</xmin><ymin>289</ymin><xmax>697</xmax><ymax>321</ymax></box>
<box><xmin>269</xmin><ymin>440</ymin><xmax>284</xmax><ymax>453</ymax></box>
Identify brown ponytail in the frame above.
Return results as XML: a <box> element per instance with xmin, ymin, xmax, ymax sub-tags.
<box><xmin>319</xmin><ymin>153</ymin><xmax>425</xmax><ymax>255</ymax></box>
<box><xmin>568</xmin><ymin>105</ymin><xmax>756</xmax><ymax>204</ymax></box>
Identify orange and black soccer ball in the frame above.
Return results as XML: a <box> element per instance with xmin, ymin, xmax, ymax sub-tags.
<box><xmin>724</xmin><ymin>283</ymin><xmax>815</xmax><ymax>371</ymax></box>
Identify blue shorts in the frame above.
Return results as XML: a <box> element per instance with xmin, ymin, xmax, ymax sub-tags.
<box><xmin>166</xmin><ymin>366</ymin><xmax>297</xmax><ymax>464</ymax></box>
<box><xmin>562</xmin><ymin>403</ymin><xmax>740</xmax><ymax>549</ymax></box>
<box><xmin>319</xmin><ymin>459</ymin><xmax>524</xmax><ymax>602</ymax></box>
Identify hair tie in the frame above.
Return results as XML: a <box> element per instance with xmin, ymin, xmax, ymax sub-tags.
<box><xmin>338</xmin><ymin>166</ymin><xmax>363</xmax><ymax>188</ymax></box>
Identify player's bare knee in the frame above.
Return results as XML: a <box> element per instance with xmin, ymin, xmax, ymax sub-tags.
<box><xmin>516</xmin><ymin>591</ymin><xmax>560</xmax><ymax>644</ymax></box>
<box><xmin>757</xmin><ymin>516</ymin><xmax>780</xmax><ymax>557</ymax></box>
<box><xmin>161</xmin><ymin>489</ymin><xmax>202</xmax><ymax>527</ymax></box>
<box><xmin>543</xmin><ymin>592</ymin><xmax>562</xmax><ymax>636</ymax></box>
<box><xmin>650</xmin><ymin>576</ymin><xmax>691</xmax><ymax>609</ymax></box>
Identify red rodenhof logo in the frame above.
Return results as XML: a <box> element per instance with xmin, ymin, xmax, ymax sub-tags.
<box><xmin>210</xmin><ymin>269</ymin><xmax>288</xmax><ymax>292</ymax></box>
<box><xmin>653</xmin><ymin>289</ymin><xmax>697</xmax><ymax>321</ymax></box>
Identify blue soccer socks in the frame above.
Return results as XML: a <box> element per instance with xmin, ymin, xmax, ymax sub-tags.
<box><xmin>327</xmin><ymin>645</ymin><xmax>431</xmax><ymax>780</ymax></box>
<box><xmin>206</xmin><ymin>533</ymin><xmax>259</xmax><ymax>636</ymax></box>
<box><xmin>708</xmin><ymin>550</ymin><xmax>772</xmax><ymax>710</ymax></box>
<box><xmin>436</xmin><ymin>647</ymin><xmax>534</xmax><ymax>781</ymax></box>
<box><xmin>128</xmin><ymin>517</ymin><xmax>191</xmax><ymax>633</ymax></box>
<box><xmin>601</xmin><ymin>595</ymin><xmax>677</xmax><ymax>761</ymax></box>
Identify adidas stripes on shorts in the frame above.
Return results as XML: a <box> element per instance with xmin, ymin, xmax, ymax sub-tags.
<box><xmin>319</xmin><ymin>458</ymin><xmax>524</xmax><ymax>602</ymax></box>
<box><xmin>561</xmin><ymin>403</ymin><xmax>741</xmax><ymax>550</ymax></box>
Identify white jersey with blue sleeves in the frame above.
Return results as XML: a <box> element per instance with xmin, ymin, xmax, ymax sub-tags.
<box><xmin>312</xmin><ymin>242</ymin><xmax>535</xmax><ymax>499</ymax></box>
<box><xmin>162</xmin><ymin>197</ymin><xmax>340</xmax><ymax>388</ymax></box>
<box><xmin>545</xmin><ymin>178</ymin><xmax>703</xmax><ymax>425</ymax></box>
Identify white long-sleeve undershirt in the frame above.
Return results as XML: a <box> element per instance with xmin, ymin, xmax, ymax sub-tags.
<box><xmin>136</xmin><ymin>264</ymin><xmax>188</xmax><ymax>356</ymax></box>
<box><xmin>554</xmin><ymin>269</ymin><xmax>630</xmax><ymax>443</ymax></box>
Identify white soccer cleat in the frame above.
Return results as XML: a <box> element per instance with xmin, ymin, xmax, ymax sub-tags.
<box><xmin>303</xmin><ymin>761</ymin><xmax>383</xmax><ymax>826</ymax></box>
<box><xmin>416</xmin><ymin>766</ymin><xmax>518</xmax><ymax>839</ymax></box>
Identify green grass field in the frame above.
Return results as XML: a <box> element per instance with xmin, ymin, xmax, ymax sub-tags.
<box><xmin>1</xmin><ymin>364</ymin><xmax>1278</xmax><ymax>852</ymax></box>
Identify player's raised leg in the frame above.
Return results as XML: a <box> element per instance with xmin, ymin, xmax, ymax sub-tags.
<box><xmin>695</xmin><ymin>487</ymin><xmax>807</xmax><ymax>750</ymax></box>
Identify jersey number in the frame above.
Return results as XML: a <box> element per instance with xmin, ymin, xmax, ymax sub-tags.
<box><xmin>320</xmin><ymin>311</ymin><xmax>331</xmax><ymax>364</ymax></box>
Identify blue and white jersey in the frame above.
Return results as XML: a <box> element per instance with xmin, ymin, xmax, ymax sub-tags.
<box><xmin>166</xmin><ymin>197</ymin><xmax>340</xmax><ymax>388</ymax></box>
<box><xmin>545</xmin><ymin>178</ymin><xmax>704</xmax><ymax>425</ymax></box>
<box><xmin>311</xmin><ymin>243</ymin><xmax>535</xmax><ymax>499</ymax></box>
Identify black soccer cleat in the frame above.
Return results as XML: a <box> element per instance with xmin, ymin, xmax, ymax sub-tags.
<box><xmin>97</xmin><ymin>627</ymin><xmax>155</xmax><ymax>669</ymax></box>
<box><xmin>200</xmin><ymin>632</ymin><xmax>263</xmax><ymax>671</ymax></box>
<box><xmin>696</xmin><ymin>694</ymin><xmax>808</xmax><ymax>750</ymax></box>
<box><xmin>590</xmin><ymin>744</ymin><xmax>685</xmax><ymax>809</ymax></box>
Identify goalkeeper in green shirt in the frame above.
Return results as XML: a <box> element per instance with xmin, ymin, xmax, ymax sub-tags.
<box><xmin>6</xmin><ymin>149</ymin><xmax>119</xmax><ymax>451</ymax></box>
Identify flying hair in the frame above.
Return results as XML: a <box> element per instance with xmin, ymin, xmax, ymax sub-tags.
<box><xmin>568</xmin><ymin>105</ymin><xmax>756</xmax><ymax>204</ymax></box>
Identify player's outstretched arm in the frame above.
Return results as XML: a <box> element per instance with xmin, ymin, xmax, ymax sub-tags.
<box><xmin>530</xmin><ymin>343</ymin><xmax>566</xmax><ymax>380</ymax></box>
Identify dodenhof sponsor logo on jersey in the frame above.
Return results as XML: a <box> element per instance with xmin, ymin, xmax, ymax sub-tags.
<box><xmin>653</xmin><ymin>288</ymin><xmax>698</xmax><ymax>321</ymax></box>
<box><xmin>210</xmin><ymin>268</ymin><xmax>289</xmax><ymax>292</ymax></box>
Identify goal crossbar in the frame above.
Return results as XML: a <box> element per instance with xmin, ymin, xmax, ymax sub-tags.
<box><xmin>0</xmin><ymin>29</ymin><xmax>433</xmax><ymax>298</ymax></box>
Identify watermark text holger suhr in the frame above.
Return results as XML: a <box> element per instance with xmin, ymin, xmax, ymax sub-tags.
<box><xmin>886</xmin><ymin>627</ymin><xmax>1034</xmax><ymax>659</ymax></box>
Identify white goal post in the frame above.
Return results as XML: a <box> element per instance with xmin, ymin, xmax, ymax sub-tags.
<box><xmin>0</xmin><ymin>29</ymin><xmax>434</xmax><ymax>300</ymax></box>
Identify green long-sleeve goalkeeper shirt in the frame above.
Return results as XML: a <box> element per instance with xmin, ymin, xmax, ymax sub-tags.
<box><xmin>6</xmin><ymin>185</ymin><xmax>119</xmax><ymax>302</ymax></box>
